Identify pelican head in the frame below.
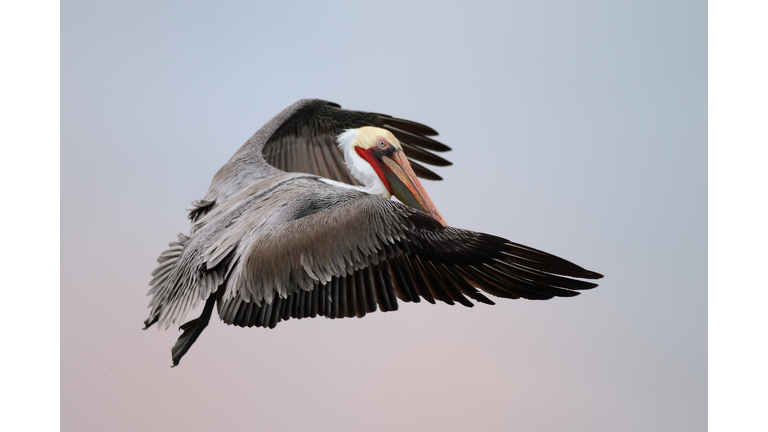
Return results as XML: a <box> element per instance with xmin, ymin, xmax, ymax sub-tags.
<box><xmin>337</xmin><ymin>126</ymin><xmax>447</xmax><ymax>225</ymax></box>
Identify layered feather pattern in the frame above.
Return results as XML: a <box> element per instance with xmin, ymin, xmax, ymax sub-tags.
<box><xmin>145</xmin><ymin>99</ymin><xmax>602</xmax><ymax>366</ymax></box>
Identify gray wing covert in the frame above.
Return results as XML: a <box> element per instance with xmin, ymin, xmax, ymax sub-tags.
<box><xmin>147</xmin><ymin>173</ymin><xmax>315</xmax><ymax>329</ymax></box>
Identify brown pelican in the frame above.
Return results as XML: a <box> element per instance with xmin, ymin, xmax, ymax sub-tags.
<box><xmin>145</xmin><ymin>99</ymin><xmax>603</xmax><ymax>366</ymax></box>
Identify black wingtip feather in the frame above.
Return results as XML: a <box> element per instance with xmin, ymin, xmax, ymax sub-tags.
<box><xmin>472</xmin><ymin>237</ymin><xmax>602</xmax><ymax>280</ymax></box>
<box><xmin>373</xmin><ymin>115</ymin><xmax>440</xmax><ymax>137</ymax></box>
<box><xmin>400</xmin><ymin>142</ymin><xmax>453</xmax><ymax>167</ymax></box>
<box><xmin>408</xmin><ymin>160</ymin><xmax>443</xmax><ymax>181</ymax></box>
<box><xmin>383</xmin><ymin>125</ymin><xmax>451</xmax><ymax>152</ymax></box>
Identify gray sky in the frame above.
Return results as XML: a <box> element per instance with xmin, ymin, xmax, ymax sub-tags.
<box><xmin>61</xmin><ymin>1</ymin><xmax>706</xmax><ymax>431</ymax></box>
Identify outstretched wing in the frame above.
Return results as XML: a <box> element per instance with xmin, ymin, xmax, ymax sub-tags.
<box><xmin>208</xmin><ymin>179</ymin><xmax>603</xmax><ymax>329</ymax></box>
<box><xmin>190</xmin><ymin>99</ymin><xmax>453</xmax><ymax>222</ymax></box>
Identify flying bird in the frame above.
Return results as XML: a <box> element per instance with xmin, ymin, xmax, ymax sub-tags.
<box><xmin>145</xmin><ymin>99</ymin><xmax>603</xmax><ymax>366</ymax></box>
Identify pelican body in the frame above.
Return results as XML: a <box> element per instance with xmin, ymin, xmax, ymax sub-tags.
<box><xmin>145</xmin><ymin>99</ymin><xmax>603</xmax><ymax>366</ymax></box>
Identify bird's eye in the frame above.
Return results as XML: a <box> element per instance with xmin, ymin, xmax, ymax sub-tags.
<box><xmin>378</xmin><ymin>140</ymin><xmax>386</xmax><ymax>147</ymax></box>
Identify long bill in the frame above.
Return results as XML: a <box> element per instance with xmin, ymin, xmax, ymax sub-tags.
<box><xmin>381</xmin><ymin>150</ymin><xmax>448</xmax><ymax>226</ymax></box>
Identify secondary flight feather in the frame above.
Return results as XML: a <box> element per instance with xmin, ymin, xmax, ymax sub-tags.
<box><xmin>145</xmin><ymin>99</ymin><xmax>603</xmax><ymax>366</ymax></box>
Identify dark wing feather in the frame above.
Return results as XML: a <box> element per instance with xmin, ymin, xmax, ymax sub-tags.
<box><xmin>262</xmin><ymin>99</ymin><xmax>450</xmax><ymax>184</ymax></box>
<box><xmin>187</xmin><ymin>99</ymin><xmax>449</xmax><ymax>223</ymax></box>
<box><xmin>216</xmin><ymin>188</ymin><xmax>602</xmax><ymax>329</ymax></box>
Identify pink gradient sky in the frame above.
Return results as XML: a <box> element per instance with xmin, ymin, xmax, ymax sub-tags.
<box><xmin>61</xmin><ymin>1</ymin><xmax>706</xmax><ymax>431</ymax></box>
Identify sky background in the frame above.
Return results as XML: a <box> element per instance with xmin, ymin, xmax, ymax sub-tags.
<box><xmin>61</xmin><ymin>1</ymin><xmax>706</xmax><ymax>431</ymax></box>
